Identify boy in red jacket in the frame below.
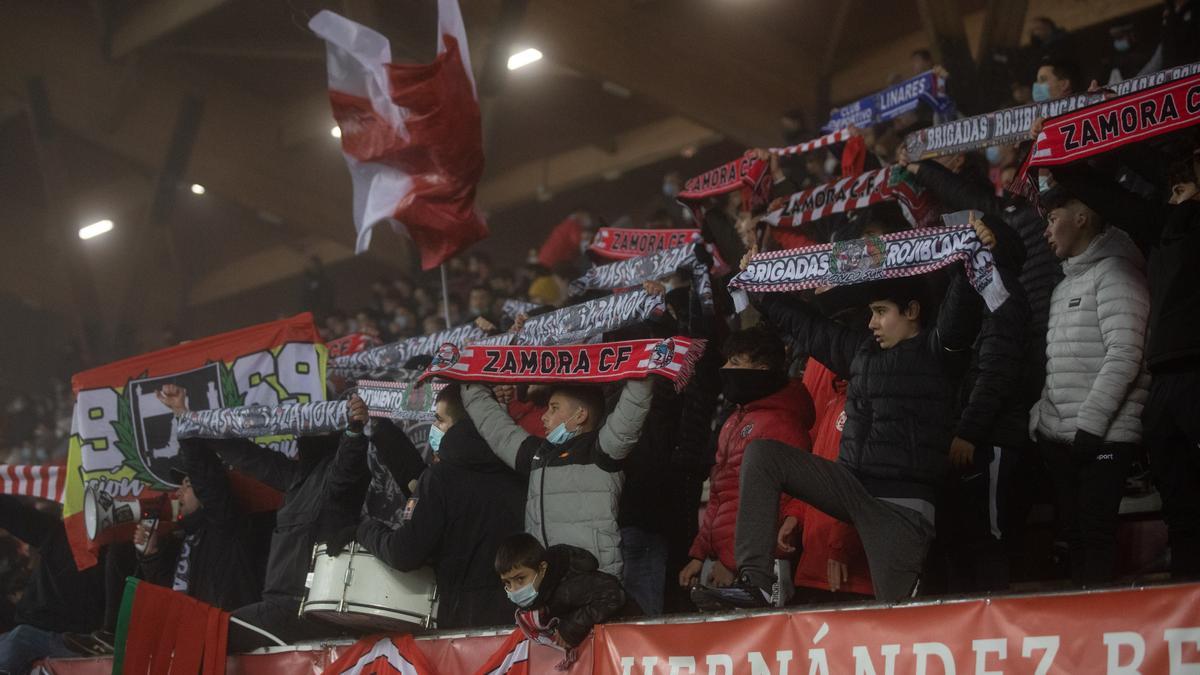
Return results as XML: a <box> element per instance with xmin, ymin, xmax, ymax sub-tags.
<box><xmin>679</xmin><ymin>326</ymin><xmax>814</xmax><ymax>595</ymax></box>
<box><xmin>777</xmin><ymin>359</ymin><xmax>874</xmax><ymax>600</ymax></box>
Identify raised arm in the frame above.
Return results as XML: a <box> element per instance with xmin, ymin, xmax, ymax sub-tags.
<box><xmin>758</xmin><ymin>293</ymin><xmax>865</xmax><ymax>379</ymax></box>
<box><xmin>933</xmin><ymin>267</ymin><xmax>983</xmax><ymax>355</ymax></box>
<box><xmin>211</xmin><ymin>437</ymin><xmax>299</xmax><ymax>493</ymax></box>
<box><xmin>911</xmin><ymin>159</ymin><xmax>1005</xmax><ymax>217</ymax></box>
<box><xmin>462</xmin><ymin>384</ymin><xmax>533</xmax><ymax>472</ymax></box>
<box><xmin>597</xmin><ymin>379</ymin><xmax>654</xmax><ymax>462</ymax></box>
<box><xmin>954</xmin><ymin>282</ymin><xmax>1031</xmax><ymax>447</ymax></box>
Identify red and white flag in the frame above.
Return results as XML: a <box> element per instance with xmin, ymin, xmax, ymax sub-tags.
<box><xmin>472</xmin><ymin>630</ymin><xmax>531</xmax><ymax>675</ymax></box>
<box><xmin>0</xmin><ymin>464</ymin><xmax>64</xmax><ymax>502</ymax></box>
<box><xmin>311</xmin><ymin>0</ymin><xmax>488</xmax><ymax>270</ymax></box>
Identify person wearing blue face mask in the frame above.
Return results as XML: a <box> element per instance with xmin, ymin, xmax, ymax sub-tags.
<box><xmin>494</xmin><ymin>533</ymin><xmax>637</xmax><ymax>650</ymax></box>
<box><xmin>1032</xmin><ymin>58</ymin><xmax>1080</xmax><ymax>103</ymax></box>
<box><xmin>328</xmin><ymin>385</ymin><xmax>525</xmax><ymax>630</ymax></box>
<box><xmin>463</xmin><ymin>378</ymin><xmax>654</xmax><ymax>579</ymax></box>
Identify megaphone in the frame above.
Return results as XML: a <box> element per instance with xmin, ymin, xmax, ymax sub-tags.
<box><xmin>83</xmin><ymin>486</ymin><xmax>180</xmax><ymax>541</ymax></box>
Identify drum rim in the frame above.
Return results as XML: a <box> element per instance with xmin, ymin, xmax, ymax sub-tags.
<box><xmin>301</xmin><ymin>600</ymin><xmax>431</xmax><ymax>623</ymax></box>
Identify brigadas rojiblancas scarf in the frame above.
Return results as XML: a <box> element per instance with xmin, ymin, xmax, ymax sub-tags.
<box><xmin>1016</xmin><ymin>70</ymin><xmax>1200</xmax><ymax>187</ymax></box>
<box><xmin>904</xmin><ymin>60</ymin><xmax>1200</xmax><ymax>160</ymax></box>
<box><xmin>729</xmin><ymin>224</ymin><xmax>1009</xmax><ymax>311</ymax></box>
<box><xmin>419</xmin><ymin>336</ymin><xmax>706</xmax><ymax>392</ymax></box>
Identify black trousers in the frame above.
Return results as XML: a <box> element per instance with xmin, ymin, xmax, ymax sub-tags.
<box><xmin>1040</xmin><ymin>436</ymin><xmax>1135</xmax><ymax>586</ymax></box>
<box><xmin>1144</xmin><ymin>369</ymin><xmax>1200</xmax><ymax>578</ymax></box>
<box><xmin>943</xmin><ymin>444</ymin><xmax>1021</xmax><ymax>593</ymax></box>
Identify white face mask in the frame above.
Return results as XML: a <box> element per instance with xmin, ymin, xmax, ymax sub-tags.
<box><xmin>824</xmin><ymin>157</ymin><xmax>840</xmax><ymax>176</ymax></box>
<box><xmin>506</xmin><ymin>580</ymin><xmax>539</xmax><ymax>607</ymax></box>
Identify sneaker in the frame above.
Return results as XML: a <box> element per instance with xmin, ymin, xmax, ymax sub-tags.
<box><xmin>690</xmin><ymin>574</ymin><xmax>772</xmax><ymax>611</ymax></box>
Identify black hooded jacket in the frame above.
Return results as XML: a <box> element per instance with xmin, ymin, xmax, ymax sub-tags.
<box><xmin>954</xmin><ymin>217</ymin><xmax>1034</xmax><ymax>449</ymax></box>
<box><xmin>912</xmin><ymin>159</ymin><xmax>1061</xmax><ymax>407</ymax></box>
<box><xmin>532</xmin><ymin>544</ymin><xmax>637</xmax><ymax>647</ymax></box>
<box><xmin>137</xmin><ymin>438</ymin><xmax>264</xmax><ymax>611</ymax></box>
<box><xmin>215</xmin><ymin>431</ymin><xmax>369</xmax><ymax>603</ymax></box>
<box><xmin>356</xmin><ymin>419</ymin><xmax>525</xmax><ymax>630</ymax></box>
<box><xmin>0</xmin><ymin>496</ymin><xmax>105</xmax><ymax>633</ymax></box>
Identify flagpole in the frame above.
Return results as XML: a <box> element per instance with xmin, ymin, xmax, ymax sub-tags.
<box><xmin>439</xmin><ymin>263</ymin><xmax>452</xmax><ymax>328</ymax></box>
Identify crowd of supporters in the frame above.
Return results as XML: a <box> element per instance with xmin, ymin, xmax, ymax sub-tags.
<box><xmin>0</xmin><ymin>6</ymin><xmax>1199</xmax><ymax>672</ymax></box>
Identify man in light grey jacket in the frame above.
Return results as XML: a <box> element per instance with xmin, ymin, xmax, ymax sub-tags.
<box><xmin>1032</xmin><ymin>185</ymin><xmax>1151</xmax><ymax>586</ymax></box>
<box><xmin>463</xmin><ymin>380</ymin><xmax>653</xmax><ymax>578</ymax></box>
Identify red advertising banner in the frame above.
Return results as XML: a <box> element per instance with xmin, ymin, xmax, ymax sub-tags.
<box><xmin>37</xmin><ymin>583</ymin><xmax>1200</xmax><ymax>674</ymax></box>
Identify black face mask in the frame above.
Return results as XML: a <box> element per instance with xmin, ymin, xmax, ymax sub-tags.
<box><xmin>720</xmin><ymin>368</ymin><xmax>788</xmax><ymax>405</ymax></box>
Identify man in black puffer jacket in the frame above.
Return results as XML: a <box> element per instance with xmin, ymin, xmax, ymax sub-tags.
<box><xmin>904</xmin><ymin>154</ymin><xmax>1060</xmax><ymax>411</ymax></box>
<box><xmin>214</xmin><ymin>397</ymin><xmax>371</xmax><ymax>651</ymax></box>
<box><xmin>943</xmin><ymin>216</ymin><xmax>1032</xmax><ymax>592</ymax></box>
<box><xmin>695</xmin><ymin>270</ymin><xmax>980</xmax><ymax>607</ymax></box>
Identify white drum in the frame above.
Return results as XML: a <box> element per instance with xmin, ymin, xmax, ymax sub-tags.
<box><xmin>302</xmin><ymin>542</ymin><xmax>438</xmax><ymax>632</ymax></box>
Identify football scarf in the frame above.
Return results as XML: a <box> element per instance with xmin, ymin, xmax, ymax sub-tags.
<box><xmin>676</xmin><ymin>154</ymin><xmax>773</xmax><ymax>222</ymax></box>
<box><xmin>512</xmin><ymin>289</ymin><xmax>667</xmax><ymax>346</ymax></box>
<box><xmin>1017</xmin><ymin>71</ymin><xmax>1200</xmax><ymax>185</ymax></box>
<box><xmin>502</xmin><ymin>298</ymin><xmax>543</xmax><ymax>320</ymax></box>
<box><xmin>904</xmin><ymin>60</ymin><xmax>1200</xmax><ymax>159</ymax></box>
<box><xmin>472</xmin><ymin>629</ymin><xmax>531</xmax><ymax>675</ymax></box>
<box><xmin>730</xmin><ymin>225</ymin><xmax>1010</xmax><ymax>311</ymax></box>
<box><xmin>515</xmin><ymin>608</ymin><xmax>578</xmax><ymax>671</ymax></box>
<box><xmin>762</xmin><ymin>166</ymin><xmax>932</xmax><ymax>228</ymax></box>
<box><xmin>331</xmin><ymin>321</ymin><xmax>486</xmax><ymax>377</ymax></box>
<box><xmin>568</xmin><ymin>243</ymin><xmax>700</xmax><ymax>296</ymax></box>
<box><xmin>324</xmin><ymin>634</ymin><xmax>438</xmax><ymax>675</ymax></box>
<box><xmin>824</xmin><ymin>69</ymin><xmax>953</xmax><ymax>132</ymax></box>
<box><xmin>174</xmin><ymin>401</ymin><xmax>349</xmax><ymax>440</ymax></box>
<box><xmin>326</xmin><ymin>333</ymin><xmax>381</xmax><ymax>358</ymax></box>
<box><xmin>588</xmin><ymin>227</ymin><xmax>703</xmax><ymax>260</ymax></box>
<box><xmin>420</xmin><ymin>336</ymin><xmax>707</xmax><ymax>392</ymax></box>
<box><xmin>769</xmin><ymin>128</ymin><xmax>854</xmax><ymax>156</ymax></box>
<box><xmin>356</xmin><ymin>379</ymin><xmax>446</xmax><ymax>421</ymax></box>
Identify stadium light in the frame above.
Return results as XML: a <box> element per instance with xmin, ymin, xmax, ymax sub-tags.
<box><xmin>79</xmin><ymin>219</ymin><xmax>113</xmax><ymax>240</ymax></box>
<box><xmin>190</xmin><ymin>183</ymin><xmax>206</xmax><ymax>195</ymax></box>
<box><xmin>330</xmin><ymin>125</ymin><xmax>342</xmax><ymax>139</ymax></box>
<box><xmin>507</xmin><ymin>47</ymin><xmax>543</xmax><ymax>71</ymax></box>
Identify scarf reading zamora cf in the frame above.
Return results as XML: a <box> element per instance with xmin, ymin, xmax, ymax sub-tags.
<box><xmin>823</xmin><ymin>69</ymin><xmax>954</xmax><ymax>132</ymax></box>
<box><xmin>729</xmin><ymin>225</ymin><xmax>1009</xmax><ymax>311</ymax></box>
<box><xmin>763</xmin><ymin>165</ymin><xmax>935</xmax><ymax>228</ymax></box>
<box><xmin>676</xmin><ymin>153</ymin><xmax>772</xmax><ymax>222</ymax></box>
<box><xmin>588</xmin><ymin>227</ymin><xmax>703</xmax><ymax>260</ymax></box>
<box><xmin>330</xmin><ymin>322</ymin><xmax>486</xmax><ymax>378</ymax></box>
<box><xmin>905</xmin><ymin>60</ymin><xmax>1200</xmax><ymax>159</ymax></box>
<box><xmin>174</xmin><ymin>401</ymin><xmax>349</xmax><ymax>439</ymax></box>
<box><xmin>419</xmin><ymin>336</ymin><xmax>707</xmax><ymax>392</ymax></box>
<box><xmin>1016</xmin><ymin>70</ymin><xmax>1200</xmax><ymax>187</ymax></box>
<box><xmin>509</xmin><ymin>289</ymin><xmax>667</xmax><ymax>346</ymax></box>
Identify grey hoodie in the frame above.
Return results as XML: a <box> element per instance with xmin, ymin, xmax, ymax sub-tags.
<box><xmin>1031</xmin><ymin>226</ymin><xmax>1151</xmax><ymax>445</ymax></box>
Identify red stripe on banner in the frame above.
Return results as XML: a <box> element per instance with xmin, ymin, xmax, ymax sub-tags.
<box><xmin>1</xmin><ymin>466</ymin><xmax>11</xmax><ymax>496</ymax></box>
<box><xmin>71</xmin><ymin>313</ymin><xmax>321</xmax><ymax>394</ymax></box>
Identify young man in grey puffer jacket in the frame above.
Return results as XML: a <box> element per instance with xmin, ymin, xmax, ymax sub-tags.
<box><xmin>1032</xmin><ymin>185</ymin><xmax>1151</xmax><ymax>587</ymax></box>
<box><xmin>463</xmin><ymin>380</ymin><xmax>653</xmax><ymax>578</ymax></box>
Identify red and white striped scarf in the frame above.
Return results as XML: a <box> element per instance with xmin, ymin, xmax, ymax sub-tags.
<box><xmin>0</xmin><ymin>464</ymin><xmax>64</xmax><ymax>502</ymax></box>
<box><xmin>763</xmin><ymin>165</ymin><xmax>935</xmax><ymax>228</ymax></box>
<box><xmin>420</xmin><ymin>337</ymin><xmax>706</xmax><ymax>392</ymax></box>
<box><xmin>768</xmin><ymin>128</ymin><xmax>854</xmax><ymax>156</ymax></box>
